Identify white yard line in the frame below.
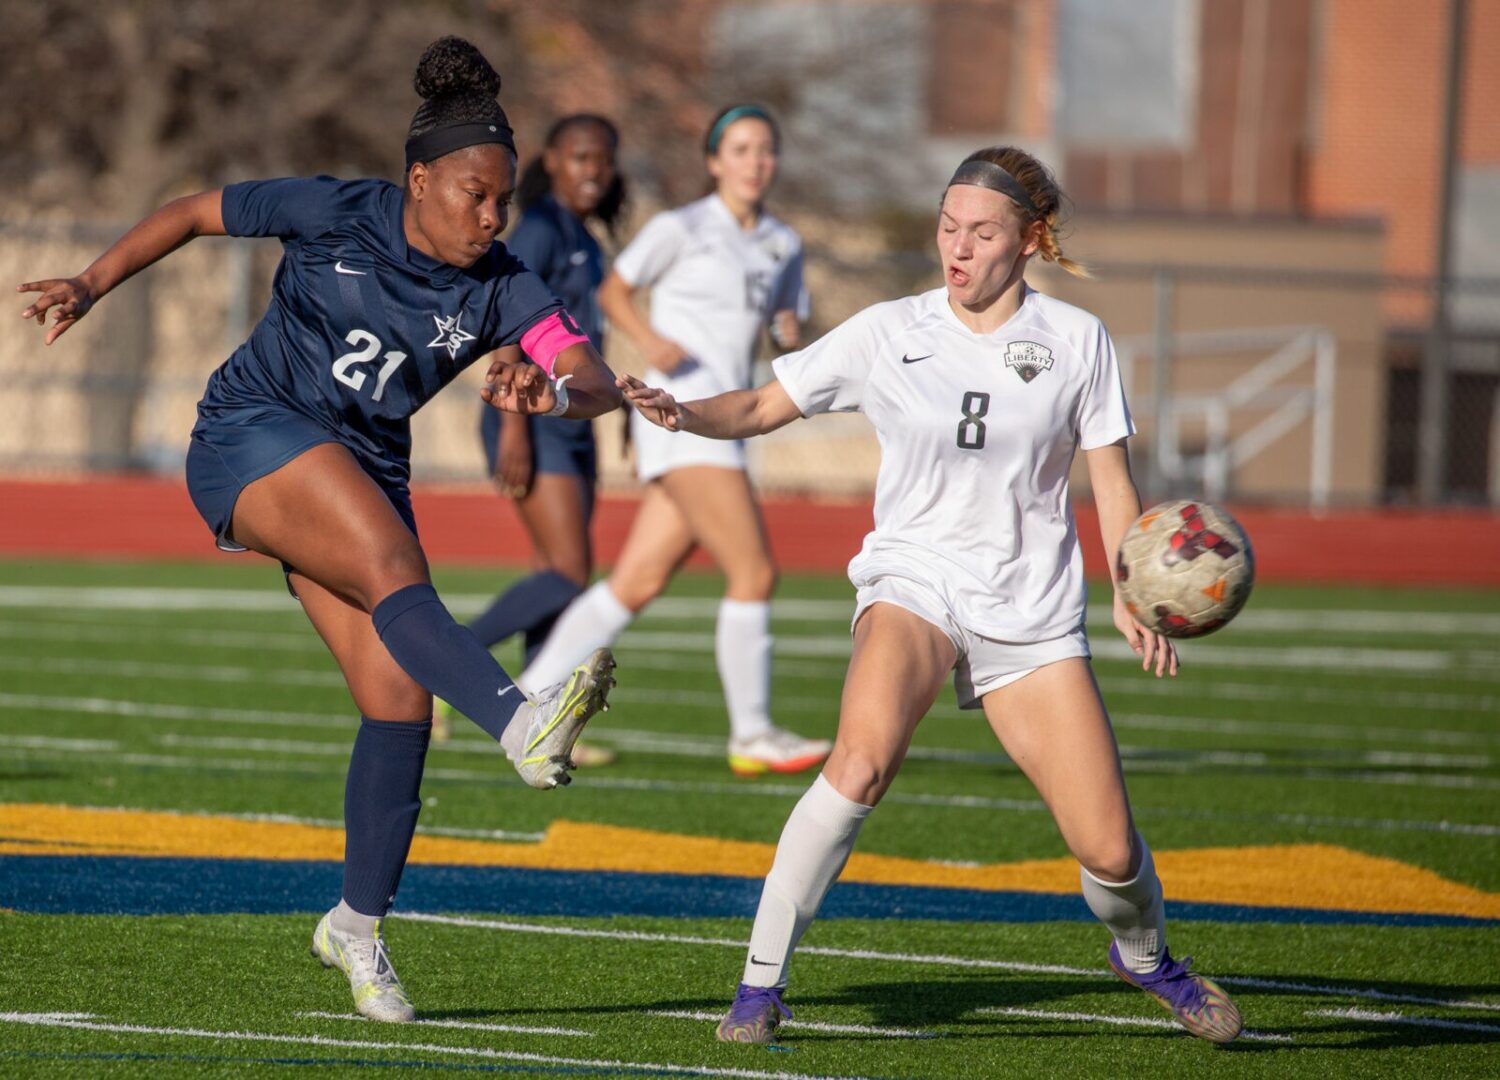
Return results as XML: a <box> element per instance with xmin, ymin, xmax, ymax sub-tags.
<box><xmin>6</xmin><ymin>646</ymin><xmax>1498</xmax><ymax>749</ymax></box>
<box><xmin>404</xmin><ymin>914</ymin><xmax>1500</xmax><ymax>1014</ymax></box>
<box><xmin>652</xmin><ymin>1008</ymin><xmax>937</xmax><ymax>1039</ymax></box>
<box><xmin>5</xmin><ymin>718</ymin><xmax>1499</xmax><ymax>835</ymax></box>
<box><xmin>296</xmin><ymin>1010</ymin><xmax>592</xmax><ymax>1037</ymax></box>
<box><xmin>4</xmin><ymin>586</ymin><xmax>1499</xmax><ymax>636</ymax></box>
<box><xmin>975</xmin><ymin>1005</ymin><xmax>1292</xmax><ymax>1043</ymax></box>
<box><xmin>1307</xmin><ymin>1006</ymin><xmax>1500</xmax><ymax>1034</ymax></box>
<box><xmin>0</xmin><ymin>691</ymin><xmax>352</xmax><ymax>730</ymax></box>
<box><xmin>6</xmin><ymin>620</ymin><xmax>1500</xmax><ymax>718</ymax></box>
<box><xmin>102</xmin><ymin>731</ymin><xmax>1500</xmax><ymax>793</ymax></box>
<box><xmin>0</xmin><ymin>1012</ymin><xmax>859</xmax><ymax>1079</ymax></box>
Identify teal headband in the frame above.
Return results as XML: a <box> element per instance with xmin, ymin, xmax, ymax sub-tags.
<box><xmin>706</xmin><ymin>105</ymin><xmax>775</xmax><ymax>154</ymax></box>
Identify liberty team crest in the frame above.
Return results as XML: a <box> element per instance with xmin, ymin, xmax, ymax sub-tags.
<box><xmin>1004</xmin><ymin>340</ymin><xmax>1054</xmax><ymax>383</ymax></box>
<box><xmin>428</xmin><ymin>311</ymin><xmax>477</xmax><ymax>359</ymax></box>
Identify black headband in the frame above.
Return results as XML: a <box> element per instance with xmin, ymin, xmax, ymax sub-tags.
<box><xmin>405</xmin><ymin>121</ymin><xmax>515</xmax><ymax>169</ymax></box>
<box><xmin>947</xmin><ymin>160</ymin><xmax>1039</xmax><ymax>216</ymax></box>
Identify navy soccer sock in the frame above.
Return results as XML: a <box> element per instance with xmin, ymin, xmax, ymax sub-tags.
<box><xmin>523</xmin><ymin>614</ymin><xmax>561</xmax><ymax>668</ymax></box>
<box><xmin>372</xmin><ymin>583</ymin><xmax>525</xmax><ymax>742</ymax></box>
<box><xmin>342</xmin><ymin>716</ymin><xmax>431</xmax><ymax>917</ymax></box>
<box><xmin>467</xmin><ymin>570</ymin><xmax>583</xmax><ymax>650</ymax></box>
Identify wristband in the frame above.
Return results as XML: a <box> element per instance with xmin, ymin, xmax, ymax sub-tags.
<box><xmin>546</xmin><ymin>373</ymin><xmax>574</xmax><ymax>417</ymax></box>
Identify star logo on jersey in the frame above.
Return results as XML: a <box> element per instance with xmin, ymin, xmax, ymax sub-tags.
<box><xmin>1004</xmin><ymin>340</ymin><xmax>1054</xmax><ymax>383</ymax></box>
<box><xmin>427</xmin><ymin>311</ymin><xmax>477</xmax><ymax>360</ymax></box>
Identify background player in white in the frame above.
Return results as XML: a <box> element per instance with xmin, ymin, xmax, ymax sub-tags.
<box><xmin>622</xmin><ymin>146</ymin><xmax>1245</xmax><ymax>1046</ymax></box>
<box><xmin>521</xmin><ymin>105</ymin><xmax>831</xmax><ymax>777</ymax></box>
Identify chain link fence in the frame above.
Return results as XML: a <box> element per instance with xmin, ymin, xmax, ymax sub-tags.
<box><xmin>3</xmin><ymin>219</ymin><xmax>1497</xmax><ymax>507</ymax></box>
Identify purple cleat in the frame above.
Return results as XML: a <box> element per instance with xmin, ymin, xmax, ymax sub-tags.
<box><xmin>1109</xmin><ymin>942</ymin><xmax>1243</xmax><ymax>1044</ymax></box>
<box><xmin>716</xmin><ymin>983</ymin><xmax>792</xmax><ymax>1044</ymax></box>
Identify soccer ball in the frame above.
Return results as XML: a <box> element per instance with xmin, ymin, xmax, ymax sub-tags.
<box><xmin>1114</xmin><ymin>500</ymin><xmax>1254</xmax><ymax>638</ymax></box>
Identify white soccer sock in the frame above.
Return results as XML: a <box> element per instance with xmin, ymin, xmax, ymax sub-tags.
<box><xmin>330</xmin><ymin>898</ymin><xmax>380</xmax><ymax>938</ymax></box>
<box><xmin>518</xmin><ymin>581</ymin><xmax>633</xmax><ymax>696</ymax></box>
<box><xmin>717</xmin><ymin>598</ymin><xmax>774</xmax><ymax>742</ymax></box>
<box><xmin>1079</xmin><ymin>833</ymin><xmax>1166</xmax><ymax>974</ymax></box>
<box><xmin>742</xmin><ymin>773</ymin><xmax>873</xmax><ymax>988</ymax></box>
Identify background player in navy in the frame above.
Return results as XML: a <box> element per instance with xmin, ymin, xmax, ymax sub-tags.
<box><xmin>17</xmin><ymin>37</ymin><xmax>621</xmax><ymax>1023</ymax></box>
<box><xmin>440</xmin><ymin>116</ymin><xmax>625</xmax><ymax>765</ymax></box>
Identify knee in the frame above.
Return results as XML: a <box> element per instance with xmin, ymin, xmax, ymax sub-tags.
<box><xmin>1076</xmin><ymin>833</ymin><xmax>1139</xmax><ymax>884</ymax></box>
<box><xmin>362</xmin><ymin>545</ymin><xmax>430</xmax><ymax>610</ymax></box>
<box><xmin>822</xmin><ymin>745</ymin><xmax>895</xmax><ymax>806</ymax></box>
<box><xmin>547</xmin><ymin>556</ymin><xmax>591</xmax><ymax>589</ymax></box>
<box><xmin>609</xmin><ymin>571</ymin><xmax>664</xmax><ymax>613</ymax></box>
<box><xmin>726</xmin><ymin>559</ymin><xmax>778</xmax><ymax>601</ymax></box>
<box><xmin>350</xmin><ymin>671</ymin><xmax>432</xmax><ymax>723</ymax></box>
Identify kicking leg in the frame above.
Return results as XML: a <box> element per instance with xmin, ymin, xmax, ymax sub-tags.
<box><xmin>232</xmin><ymin>443</ymin><xmax>610</xmax><ymax>788</ymax></box>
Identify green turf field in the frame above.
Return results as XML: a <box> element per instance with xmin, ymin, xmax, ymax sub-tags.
<box><xmin>1</xmin><ymin>557</ymin><xmax>1497</xmax><ymax>1077</ymax></box>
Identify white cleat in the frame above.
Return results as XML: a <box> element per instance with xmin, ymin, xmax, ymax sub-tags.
<box><xmin>728</xmin><ymin>724</ymin><xmax>832</xmax><ymax>777</ymax></box>
<box><xmin>310</xmin><ymin>911</ymin><xmax>416</xmax><ymax>1023</ymax></box>
<box><xmin>511</xmin><ymin>648</ymin><xmax>616</xmax><ymax>789</ymax></box>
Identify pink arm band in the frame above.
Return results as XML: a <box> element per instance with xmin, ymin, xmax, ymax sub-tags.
<box><xmin>520</xmin><ymin>311</ymin><xmax>590</xmax><ymax>377</ymax></box>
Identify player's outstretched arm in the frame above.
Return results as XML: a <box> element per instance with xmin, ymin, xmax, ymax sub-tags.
<box><xmin>482</xmin><ymin>341</ymin><xmax>622</xmax><ymax>419</ymax></box>
<box><xmin>1086</xmin><ymin>439</ymin><xmax>1179</xmax><ymax>679</ymax></box>
<box><xmin>17</xmin><ymin>191</ymin><xmax>226</xmax><ymax>346</ymax></box>
<box><xmin>618</xmin><ymin>373</ymin><xmax>801</xmax><ymax>440</ymax></box>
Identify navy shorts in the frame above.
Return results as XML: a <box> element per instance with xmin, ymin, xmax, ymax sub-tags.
<box><xmin>480</xmin><ymin>407</ymin><xmax>596</xmax><ymax>481</ymax></box>
<box><xmin>186</xmin><ymin>405</ymin><xmax>417</xmax><ymax>565</ymax></box>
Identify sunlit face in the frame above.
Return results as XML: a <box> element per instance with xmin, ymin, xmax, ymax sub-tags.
<box><xmin>935</xmin><ymin>183</ymin><xmax>1041</xmax><ymax>309</ymax></box>
<box><xmin>406</xmin><ymin>143</ymin><xmax>517</xmax><ymax>267</ymax></box>
<box><xmin>706</xmin><ymin>117</ymin><xmax>778</xmax><ymax>207</ymax></box>
<box><xmin>544</xmin><ymin>122</ymin><xmax>618</xmax><ymax>218</ymax></box>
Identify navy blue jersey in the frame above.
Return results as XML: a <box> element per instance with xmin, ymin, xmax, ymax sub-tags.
<box><xmin>201</xmin><ymin>176</ymin><xmax>562</xmax><ymax>474</ymax></box>
<box><xmin>505</xmin><ymin>194</ymin><xmax>605</xmax><ymax>349</ymax></box>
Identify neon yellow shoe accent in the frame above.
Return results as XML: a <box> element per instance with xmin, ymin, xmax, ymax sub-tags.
<box><xmin>511</xmin><ymin>649</ymin><xmax>616</xmax><ymax>790</ymax></box>
<box><xmin>310</xmin><ymin>911</ymin><xmax>416</xmax><ymax>1023</ymax></box>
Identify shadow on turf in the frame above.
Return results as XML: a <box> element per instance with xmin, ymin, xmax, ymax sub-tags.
<box><xmin>419</xmin><ymin>971</ymin><xmax>1500</xmax><ymax>1051</ymax></box>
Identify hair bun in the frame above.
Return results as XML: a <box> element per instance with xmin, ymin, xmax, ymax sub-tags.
<box><xmin>413</xmin><ymin>36</ymin><xmax>501</xmax><ymax>100</ymax></box>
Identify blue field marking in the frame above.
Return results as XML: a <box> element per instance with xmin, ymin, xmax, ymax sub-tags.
<box><xmin>3</xmin><ymin>854</ymin><xmax>1494</xmax><ymax>927</ymax></box>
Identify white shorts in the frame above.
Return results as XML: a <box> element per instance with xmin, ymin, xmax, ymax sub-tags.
<box><xmin>630</xmin><ymin>408</ymin><xmax>747</xmax><ymax>482</ymax></box>
<box><xmin>852</xmin><ymin>575</ymin><xmax>1090</xmax><ymax>710</ymax></box>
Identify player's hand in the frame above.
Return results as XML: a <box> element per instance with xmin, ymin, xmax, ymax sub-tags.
<box><xmin>642</xmin><ymin>334</ymin><xmax>690</xmax><ymax>374</ymax></box>
<box><xmin>617</xmin><ymin>373</ymin><xmax>684</xmax><ymax>431</ymax></box>
<box><xmin>18</xmin><ymin>277</ymin><xmax>95</xmax><ymax>345</ymax></box>
<box><xmin>482</xmin><ymin>356</ymin><xmax>556</xmax><ymax>415</ymax></box>
<box><xmin>770</xmin><ymin>309</ymin><xmax>801</xmax><ymax>350</ymax></box>
<box><xmin>1113</xmin><ymin>592</ymin><xmax>1179</xmax><ymax>678</ymax></box>
<box><xmin>495</xmin><ymin>416</ymin><xmax>534</xmax><ymax>499</ymax></box>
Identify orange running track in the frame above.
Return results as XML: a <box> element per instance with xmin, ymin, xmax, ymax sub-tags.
<box><xmin>1</xmin><ymin>477</ymin><xmax>1496</xmax><ymax>585</ymax></box>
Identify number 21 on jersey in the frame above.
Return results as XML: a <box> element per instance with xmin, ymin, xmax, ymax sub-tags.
<box><xmin>332</xmin><ymin>330</ymin><xmax>407</xmax><ymax>402</ymax></box>
<box><xmin>957</xmin><ymin>390</ymin><xmax>990</xmax><ymax>450</ymax></box>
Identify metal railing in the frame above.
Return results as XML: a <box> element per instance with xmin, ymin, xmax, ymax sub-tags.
<box><xmin>1118</xmin><ymin>326</ymin><xmax>1336</xmax><ymax>510</ymax></box>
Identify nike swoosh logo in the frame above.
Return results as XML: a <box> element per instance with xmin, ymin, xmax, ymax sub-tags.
<box><xmin>497</xmin><ymin>685</ymin><xmax>517</xmax><ymax>698</ymax></box>
<box><xmin>901</xmin><ymin>353</ymin><xmax>932</xmax><ymax>364</ymax></box>
<box><xmin>749</xmin><ymin>956</ymin><xmax>775</xmax><ymax>966</ymax></box>
<box><xmin>335</xmin><ymin>261</ymin><xmax>367</xmax><ymax>276</ymax></box>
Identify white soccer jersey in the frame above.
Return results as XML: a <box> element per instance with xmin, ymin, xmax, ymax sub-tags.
<box><xmin>614</xmin><ymin>194</ymin><xmax>807</xmax><ymax>402</ymax></box>
<box><xmin>772</xmin><ymin>285</ymin><xmax>1135</xmax><ymax>642</ymax></box>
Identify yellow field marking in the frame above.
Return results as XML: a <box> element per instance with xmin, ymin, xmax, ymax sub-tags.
<box><xmin>2</xmin><ymin>804</ymin><xmax>1496</xmax><ymax>920</ymax></box>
